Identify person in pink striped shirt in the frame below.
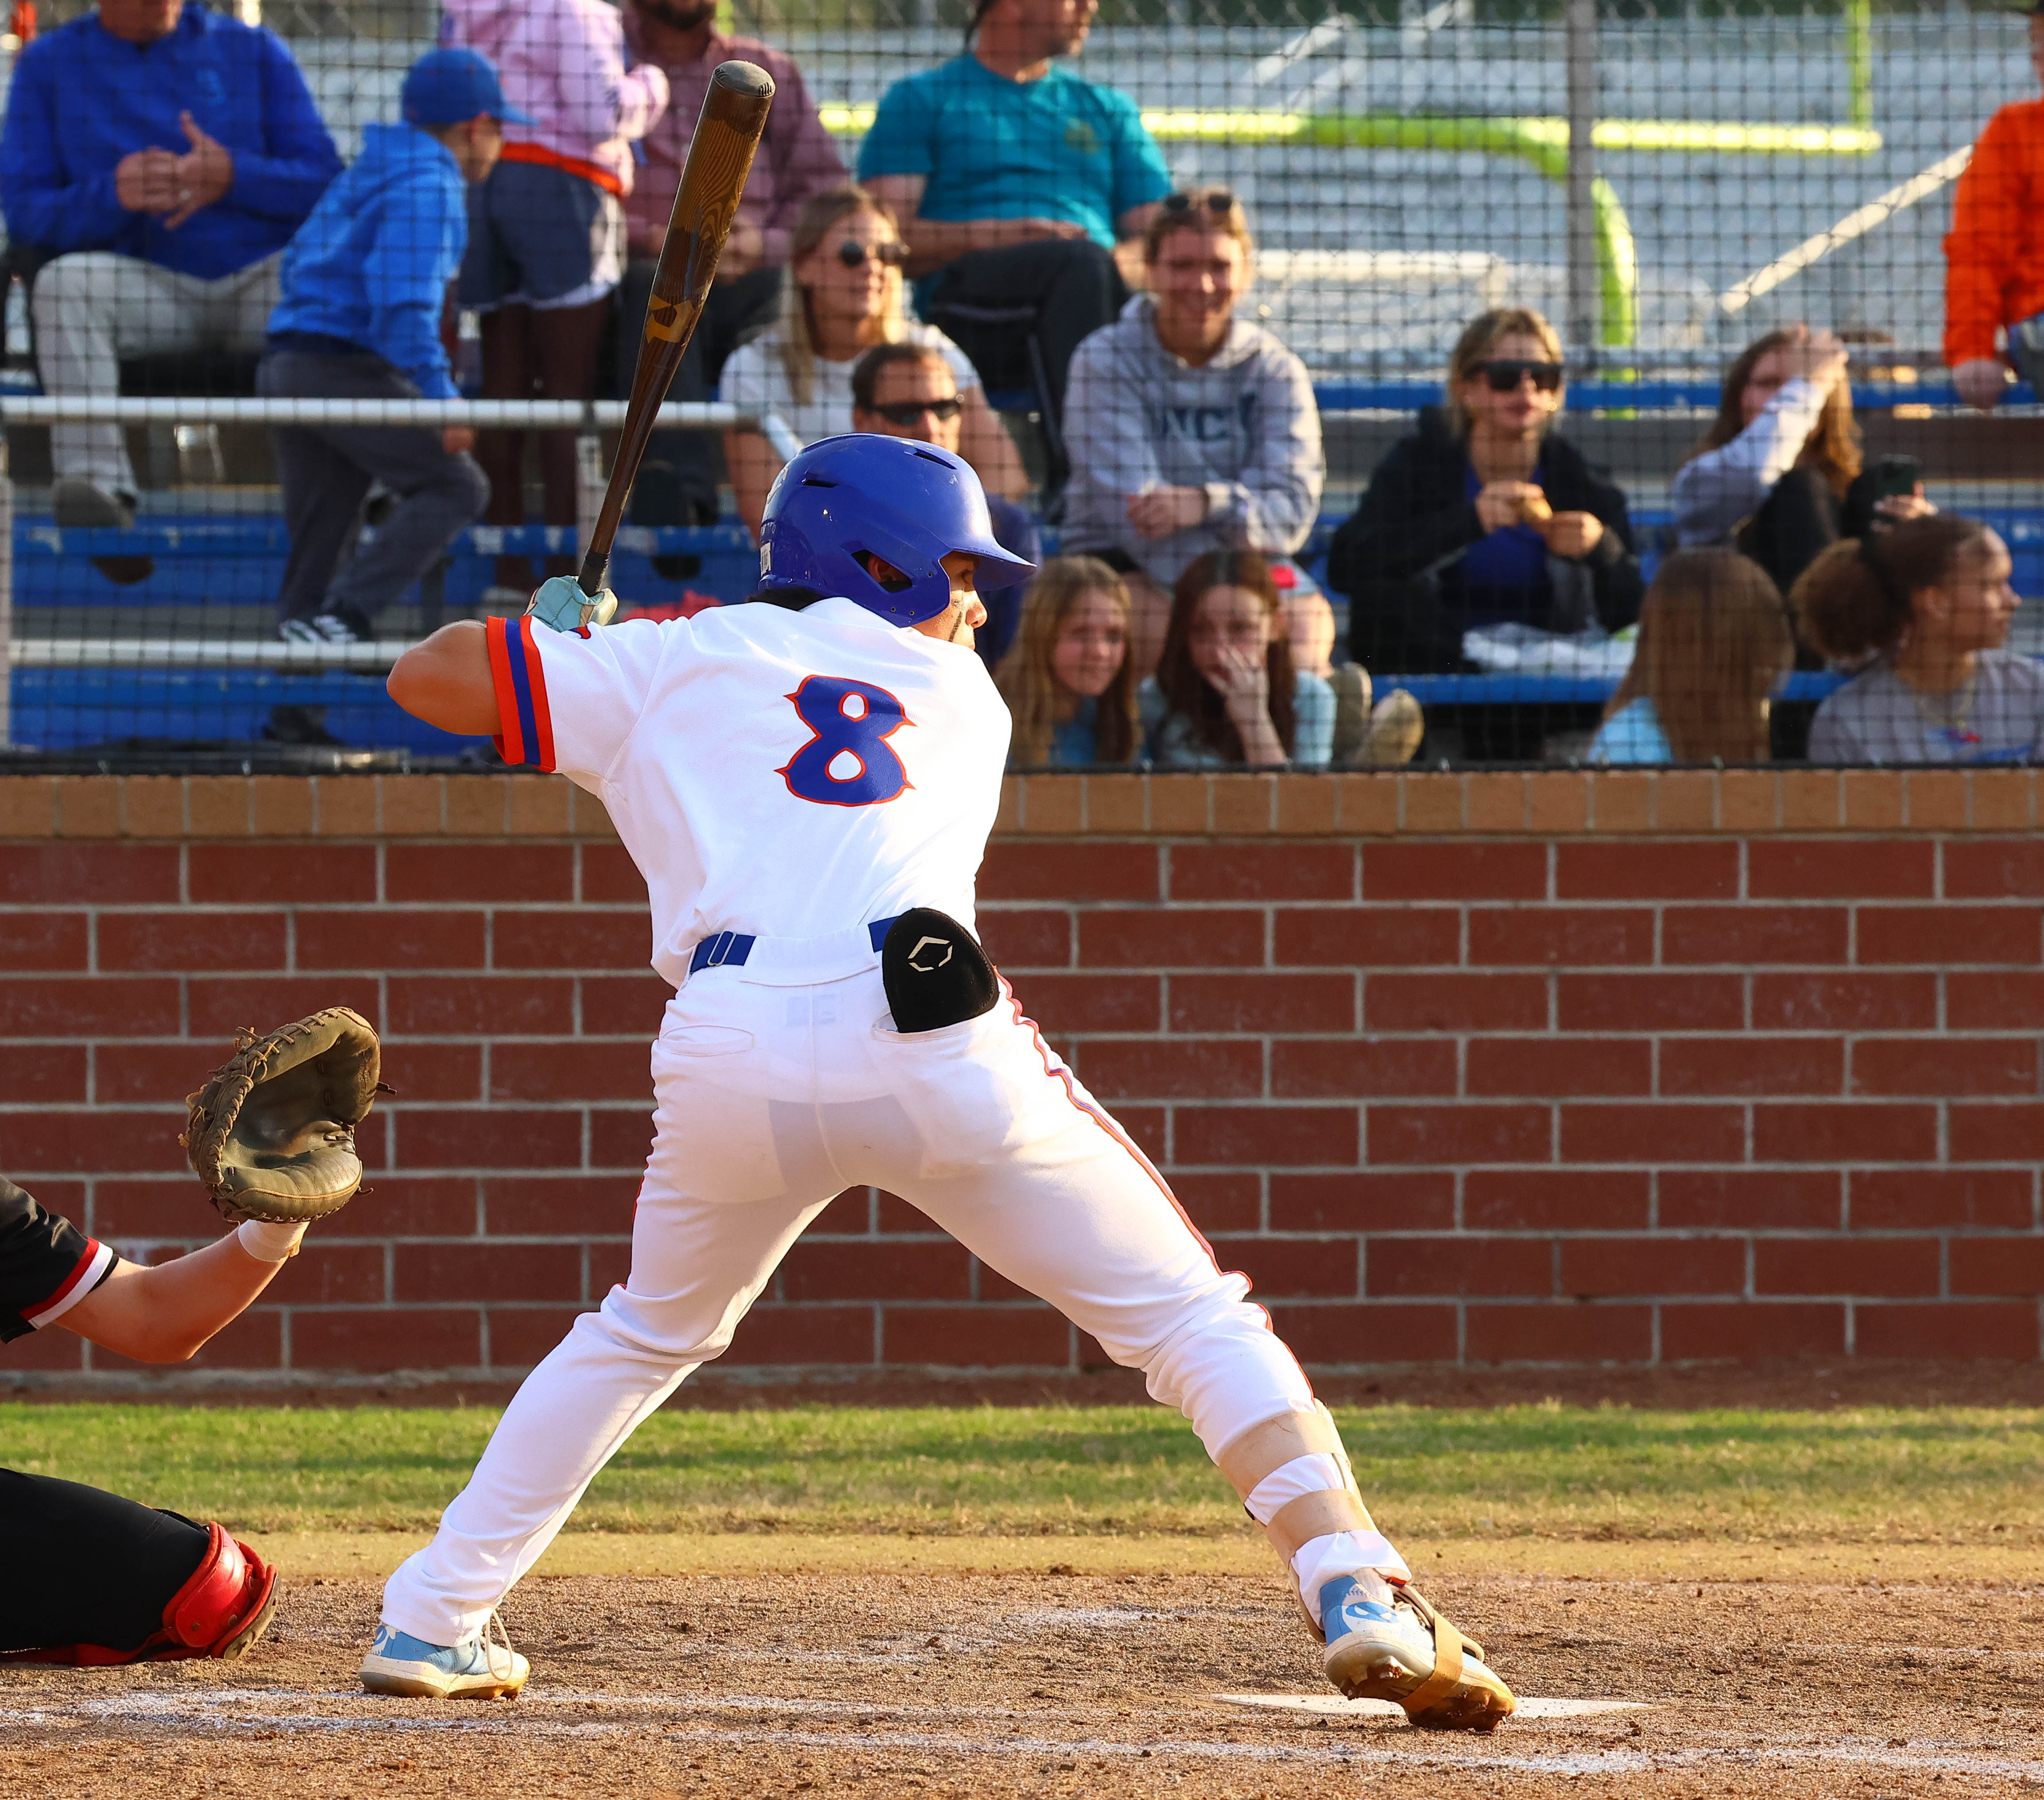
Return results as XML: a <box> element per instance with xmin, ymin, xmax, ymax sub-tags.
<box><xmin>442</xmin><ymin>0</ymin><xmax>672</xmax><ymax>599</ymax></box>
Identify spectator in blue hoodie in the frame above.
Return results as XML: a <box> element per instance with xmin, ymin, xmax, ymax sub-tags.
<box><xmin>0</xmin><ymin>0</ymin><xmax>341</xmax><ymax>529</ymax></box>
<box><xmin>258</xmin><ymin>49</ymin><xmax>519</xmax><ymax>646</ymax></box>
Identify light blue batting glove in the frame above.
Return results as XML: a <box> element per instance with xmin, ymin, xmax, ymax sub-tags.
<box><xmin>525</xmin><ymin>573</ymin><xmax>618</xmax><ymax>633</ymax></box>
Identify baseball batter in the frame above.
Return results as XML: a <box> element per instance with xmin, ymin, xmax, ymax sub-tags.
<box><xmin>365</xmin><ymin>434</ymin><xmax>1514</xmax><ymax>1730</ymax></box>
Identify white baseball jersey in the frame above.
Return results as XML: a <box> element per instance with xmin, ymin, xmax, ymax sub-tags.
<box><xmin>484</xmin><ymin>598</ymin><xmax>1011</xmax><ymax>986</ymax></box>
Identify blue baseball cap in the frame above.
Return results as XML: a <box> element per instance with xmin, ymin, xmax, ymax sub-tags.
<box><xmin>401</xmin><ymin>47</ymin><xmax>534</xmax><ymax>128</ymax></box>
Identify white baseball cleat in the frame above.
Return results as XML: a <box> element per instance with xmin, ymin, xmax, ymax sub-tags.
<box><xmin>1317</xmin><ymin>1576</ymin><xmax>1515</xmax><ymax>1732</ymax></box>
<box><xmin>359</xmin><ymin>1615</ymin><xmax>529</xmax><ymax>1700</ymax></box>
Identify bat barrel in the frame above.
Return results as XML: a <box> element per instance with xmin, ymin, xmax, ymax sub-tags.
<box><xmin>579</xmin><ymin>61</ymin><xmax>777</xmax><ymax>598</ymax></box>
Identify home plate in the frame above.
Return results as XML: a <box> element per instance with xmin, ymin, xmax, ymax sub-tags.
<box><xmin>1216</xmin><ymin>1694</ymin><xmax>1646</xmax><ymax>1719</ymax></box>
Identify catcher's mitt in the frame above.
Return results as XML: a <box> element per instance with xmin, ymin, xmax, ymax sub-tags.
<box><xmin>182</xmin><ymin>1008</ymin><xmax>383</xmax><ymax>1225</ymax></box>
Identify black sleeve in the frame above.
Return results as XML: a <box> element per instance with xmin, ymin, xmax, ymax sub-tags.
<box><xmin>1326</xmin><ymin>434</ymin><xmax>1484</xmax><ymax>595</ymax></box>
<box><xmin>0</xmin><ymin>1177</ymin><xmax>117</xmax><ymax>1343</ymax></box>
<box><xmin>1550</xmin><ymin>441</ymin><xmax>1646</xmax><ymax>634</ymax></box>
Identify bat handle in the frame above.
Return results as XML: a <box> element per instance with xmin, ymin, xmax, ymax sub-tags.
<box><xmin>578</xmin><ymin>547</ymin><xmax>610</xmax><ymax>599</ymax></box>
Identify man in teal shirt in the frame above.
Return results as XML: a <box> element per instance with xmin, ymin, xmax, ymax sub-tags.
<box><xmin>858</xmin><ymin>0</ymin><xmax>1171</xmax><ymax>483</ymax></box>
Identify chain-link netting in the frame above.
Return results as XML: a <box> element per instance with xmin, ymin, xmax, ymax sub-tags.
<box><xmin>0</xmin><ymin>0</ymin><xmax>2036</xmax><ymax>769</ymax></box>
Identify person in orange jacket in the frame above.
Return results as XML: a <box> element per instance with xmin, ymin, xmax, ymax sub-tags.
<box><xmin>1947</xmin><ymin>3</ymin><xmax>2044</xmax><ymax>409</ymax></box>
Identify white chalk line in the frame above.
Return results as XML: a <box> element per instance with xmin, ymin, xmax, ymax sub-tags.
<box><xmin>1216</xmin><ymin>1693</ymin><xmax>1645</xmax><ymax>1719</ymax></box>
<box><xmin>4</xmin><ymin>1691</ymin><xmax>2043</xmax><ymax>1781</ymax></box>
<box><xmin>0</xmin><ymin>1688</ymin><xmax>1006</xmax><ymax>1724</ymax></box>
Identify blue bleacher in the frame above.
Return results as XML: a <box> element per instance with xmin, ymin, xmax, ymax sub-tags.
<box><xmin>12</xmin><ymin>502</ymin><xmax>2044</xmax><ymax>754</ymax></box>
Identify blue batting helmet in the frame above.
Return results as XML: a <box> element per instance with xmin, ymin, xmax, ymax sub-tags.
<box><xmin>757</xmin><ymin>435</ymin><xmax>1036</xmax><ymax>626</ymax></box>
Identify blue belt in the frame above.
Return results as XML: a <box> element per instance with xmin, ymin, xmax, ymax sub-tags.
<box><xmin>687</xmin><ymin>915</ymin><xmax>898</xmax><ymax>978</ymax></box>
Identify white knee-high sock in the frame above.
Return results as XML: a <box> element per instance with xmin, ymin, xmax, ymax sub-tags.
<box><xmin>1243</xmin><ymin>1454</ymin><xmax>1410</xmax><ymax>1627</ymax></box>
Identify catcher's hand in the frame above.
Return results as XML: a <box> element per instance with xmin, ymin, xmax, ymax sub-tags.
<box><xmin>181</xmin><ymin>1008</ymin><xmax>384</xmax><ymax>1225</ymax></box>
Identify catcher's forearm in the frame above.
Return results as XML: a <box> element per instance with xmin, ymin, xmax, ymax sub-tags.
<box><xmin>58</xmin><ymin>1231</ymin><xmax>288</xmax><ymax>1364</ymax></box>
<box><xmin>387</xmin><ymin>620</ymin><xmax>499</xmax><ymax>737</ymax></box>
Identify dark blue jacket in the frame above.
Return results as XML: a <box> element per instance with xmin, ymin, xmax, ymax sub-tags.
<box><xmin>0</xmin><ymin>3</ymin><xmax>341</xmax><ymax>279</ymax></box>
<box><xmin>269</xmin><ymin>123</ymin><xmax>468</xmax><ymax>398</ymax></box>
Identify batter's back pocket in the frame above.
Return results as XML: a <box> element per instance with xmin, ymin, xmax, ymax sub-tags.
<box><xmin>869</xmin><ymin>997</ymin><xmax>1075</xmax><ymax>1177</ymax></box>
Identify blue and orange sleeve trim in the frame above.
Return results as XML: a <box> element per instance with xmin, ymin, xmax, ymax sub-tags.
<box><xmin>484</xmin><ymin>615</ymin><xmax>557</xmax><ymax>772</ymax></box>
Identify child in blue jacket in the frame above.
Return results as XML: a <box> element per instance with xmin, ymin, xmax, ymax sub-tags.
<box><xmin>259</xmin><ymin>48</ymin><xmax>527</xmax><ymax>648</ymax></box>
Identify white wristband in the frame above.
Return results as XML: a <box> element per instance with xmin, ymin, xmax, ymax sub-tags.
<box><xmin>237</xmin><ymin>1217</ymin><xmax>308</xmax><ymax>1262</ymax></box>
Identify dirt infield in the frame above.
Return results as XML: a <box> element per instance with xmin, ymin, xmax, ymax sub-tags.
<box><xmin>3</xmin><ymin>1546</ymin><xmax>2039</xmax><ymax>1797</ymax></box>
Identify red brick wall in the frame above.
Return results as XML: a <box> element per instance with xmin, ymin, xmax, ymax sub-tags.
<box><xmin>2</xmin><ymin>767</ymin><xmax>2039</xmax><ymax>1384</ymax></box>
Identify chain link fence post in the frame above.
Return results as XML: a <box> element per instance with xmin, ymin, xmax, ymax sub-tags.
<box><xmin>1565</xmin><ymin>0</ymin><xmax>1599</xmax><ymax>357</ymax></box>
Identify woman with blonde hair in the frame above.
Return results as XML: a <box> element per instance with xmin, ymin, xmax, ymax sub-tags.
<box><xmin>1590</xmin><ymin>549</ymin><xmax>1794</xmax><ymax>764</ymax></box>
<box><xmin>996</xmin><ymin>556</ymin><xmax>1142</xmax><ymax>769</ymax></box>
<box><xmin>720</xmin><ymin>184</ymin><xmax>1025</xmax><ymax>536</ymax></box>
<box><xmin>1325</xmin><ymin>306</ymin><xmax>1642</xmax><ymax>749</ymax></box>
<box><xmin>1797</xmin><ymin>514</ymin><xmax>2043</xmax><ymax>764</ymax></box>
<box><xmin>1672</xmin><ymin>324</ymin><xmax>1932</xmax><ymax>597</ymax></box>
<box><xmin>1061</xmin><ymin>188</ymin><xmax>1327</xmax><ymax>684</ymax></box>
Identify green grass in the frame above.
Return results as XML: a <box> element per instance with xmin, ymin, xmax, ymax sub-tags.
<box><xmin>3</xmin><ymin>1401</ymin><xmax>2039</xmax><ymax>1545</ymax></box>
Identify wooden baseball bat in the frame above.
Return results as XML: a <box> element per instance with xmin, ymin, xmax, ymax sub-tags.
<box><xmin>577</xmin><ymin>59</ymin><xmax>775</xmax><ymax>600</ymax></box>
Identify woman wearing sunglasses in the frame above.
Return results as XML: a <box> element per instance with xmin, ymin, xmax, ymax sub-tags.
<box><xmin>721</xmin><ymin>185</ymin><xmax>1026</xmax><ymax>538</ymax></box>
<box><xmin>1327</xmin><ymin>308</ymin><xmax>1643</xmax><ymax>732</ymax></box>
<box><xmin>1061</xmin><ymin>188</ymin><xmax>1328</xmax><ymax>686</ymax></box>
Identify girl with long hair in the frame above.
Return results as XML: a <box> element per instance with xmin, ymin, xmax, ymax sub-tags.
<box><xmin>720</xmin><ymin>185</ymin><xmax>1024</xmax><ymax>537</ymax></box>
<box><xmin>1590</xmin><ymin>549</ymin><xmax>1794</xmax><ymax>765</ymax></box>
<box><xmin>1141</xmin><ymin>550</ymin><xmax>1333</xmax><ymax>767</ymax></box>
<box><xmin>1672</xmin><ymin>324</ymin><xmax>1932</xmax><ymax>596</ymax></box>
<box><xmin>995</xmin><ymin>557</ymin><xmax>1141</xmax><ymax>768</ymax></box>
<box><xmin>1796</xmin><ymin>514</ymin><xmax>2043</xmax><ymax>763</ymax></box>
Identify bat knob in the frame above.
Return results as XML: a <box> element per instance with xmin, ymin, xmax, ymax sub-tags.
<box><xmin>526</xmin><ymin>574</ymin><xmax>618</xmax><ymax>634</ymax></box>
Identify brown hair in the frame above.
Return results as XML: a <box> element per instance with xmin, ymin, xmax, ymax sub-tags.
<box><xmin>1443</xmin><ymin>306</ymin><xmax>1564</xmax><ymax>438</ymax></box>
<box><xmin>1603</xmin><ymin>549</ymin><xmax>1793</xmax><ymax>764</ymax></box>
<box><xmin>778</xmin><ymin>185</ymin><xmax>902</xmax><ymax>408</ymax></box>
<box><xmin>1142</xmin><ymin>188</ymin><xmax>1256</xmax><ymax>267</ymax></box>
<box><xmin>1688</xmin><ymin>329</ymin><xmax>1862</xmax><ymax>496</ymax></box>
<box><xmin>996</xmin><ymin>557</ymin><xmax>1139</xmax><ymax>768</ymax></box>
<box><xmin>1154</xmin><ymin>551</ymin><xmax>1298</xmax><ymax>762</ymax></box>
<box><xmin>1791</xmin><ymin>515</ymin><xmax>1995</xmax><ymax>662</ymax></box>
<box><xmin>850</xmin><ymin>341</ymin><xmax>951</xmax><ymax>414</ymax></box>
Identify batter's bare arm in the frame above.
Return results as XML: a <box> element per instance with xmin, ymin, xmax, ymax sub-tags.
<box><xmin>388</xmin><ymin>621</ymin><xmax>500</xmax><ymax>737</ymax></box>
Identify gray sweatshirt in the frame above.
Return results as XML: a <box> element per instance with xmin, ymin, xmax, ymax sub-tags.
<box><xmin>1060</xmin><ymin>295</ymin><xmax>1324</xmax><ymax>589</ymax></box>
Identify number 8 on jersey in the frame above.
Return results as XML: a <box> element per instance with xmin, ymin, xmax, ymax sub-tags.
<box><xmin>777</xmin><ymin>674</ymin><xmax>912</xmax><ymax>807</ymax></box>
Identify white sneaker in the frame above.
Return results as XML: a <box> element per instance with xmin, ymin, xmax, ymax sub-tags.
<box><xmin>277</xmin><ymin>612</ymin><xmax>367</xmax><ymax>646</ymax></box>
<box><xmin>360</xmin><ymin>1617</ymin><xmax>529</xmax><ymax>1700</ymax></box>
<box><xmin>1318</xmin><ymin>1576</ymin><xmax>1514</xmax><ymax>1731</ymax></box>
<box><xmin>52</xmin><ymin>477</ymin><xmax>136</xmax><ymax>530</ymax></box>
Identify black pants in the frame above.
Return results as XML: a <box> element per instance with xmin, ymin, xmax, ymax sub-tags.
<box><xmin>0</xmin><ymin>1469</ymin><xmax>209</xmax><ymax>1655</ymax></box>
<box><xmin>617</xmin><ymin>259</ymin><xmax>783</xmax><ymax>526</ymax></box>
<box><xmin>1738</xmin><ymin>464</ymin><xmax>1841</xmax><ymax>600</ymax></box>
<box><xmin>1346</xmin><ymin>575</ymin><xmax>1477</xmax><ymax>675</ymax></box>
<box><xmin>259</xmin><ymin>349</ymin><xmax>492</xmax><ymax>627</ymax></box>
<box><xmin>922</xmin><ymin>236</ymin><xmax>1127</xmax><ymax>489</ymax></box>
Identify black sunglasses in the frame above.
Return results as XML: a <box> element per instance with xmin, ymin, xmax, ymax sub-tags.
<box><xmin>869</xmin><ymin>397</ymin><xmax>964</xmax><ymax>425</ymax></box>
<box><xmin>1161</xmin><ymin>188</ymin><xmax>1239</xmax><ymax>218</ymax></box>
<box><xmin>837</xmin><ymin>239</ymin><xmax>909</xmax><ymax>269</ymax></box>
<box><xmin>1475</xmin><ymin>358</ymin><xmax>1564</xmax><ymax>394</ymax></box>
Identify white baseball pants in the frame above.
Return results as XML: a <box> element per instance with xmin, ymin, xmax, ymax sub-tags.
<box><xmin>31</xmin><ymin>251</ymin><xmax>281</xmax><ymax>495</ymax></box>
<box><xmin>382</xmin><ymin>963</ymin><xmax>1394</xmax><ymax>1645</ymax></box>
